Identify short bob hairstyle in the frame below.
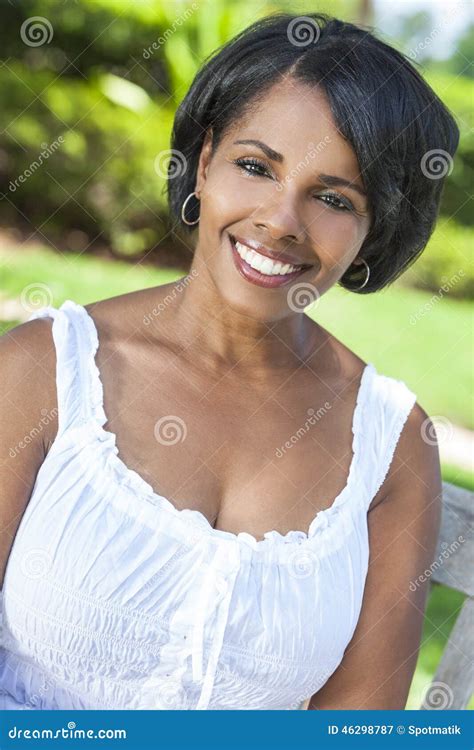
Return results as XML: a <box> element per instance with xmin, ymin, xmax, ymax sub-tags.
<box><xmin>168</xmin><ymin>12</ymin><xmax>460</xmax><ymax>294</ymax></box>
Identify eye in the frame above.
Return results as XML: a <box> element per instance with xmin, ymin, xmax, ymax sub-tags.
<box><xmin>233</xmin><ymin>157</ymin><xmax>272</xmax><ymax>178</ymax></box>
<box><xmin>233</xmin><ymin>160</ymin><xmax>355</xmax><ymax>212</ymax></box>
<box><xmin>317</xmin><ymin>193</ymin><xmax>353</xmax><ymax>212</ymax></box>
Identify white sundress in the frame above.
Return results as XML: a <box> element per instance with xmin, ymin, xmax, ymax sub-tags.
<box><xmin>0</xmin><ymin>299</ymin><xmax>417</xmax><ymax>710</ymax></box>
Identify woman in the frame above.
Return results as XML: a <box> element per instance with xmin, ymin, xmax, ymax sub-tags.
<box><xmin>0</xmin><ymin>12</ymin><xmax>459</xmax><ymax>710</ymax></box>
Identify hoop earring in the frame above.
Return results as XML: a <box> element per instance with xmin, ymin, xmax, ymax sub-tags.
<box><xmin>181</xmin><ymin>191</ymin><xmax>200</xmax><ymax>226</ymax></box>
<box><xmin>351</xmin><ymin>258</ymin><xmax>370</xmax><ymax>290</ymax></box>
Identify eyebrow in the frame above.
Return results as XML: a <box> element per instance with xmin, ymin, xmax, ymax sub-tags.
<box><xmin>233</xmin><ymin>139</ymin><xmax>367</xmax><ymax>198</ymax></box>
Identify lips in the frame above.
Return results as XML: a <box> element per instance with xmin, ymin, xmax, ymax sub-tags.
<box><xmin>228</xmin><ymin>234</ymin><xmax>311</xmax><ymax>289</ymax></box>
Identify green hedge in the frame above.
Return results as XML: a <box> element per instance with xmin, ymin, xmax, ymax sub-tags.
<box><xmin>402</xmin><ymin>218</ymin><xmax>473</xmax><ymax>299</ymax></box>
<box><xmin>423</xmin><ymin>72</ymin><xmax>473</xmax><ymax>227</ymax></box>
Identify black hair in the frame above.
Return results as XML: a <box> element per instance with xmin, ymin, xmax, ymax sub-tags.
<box><xmin>167</xmin><ymin>12</ymin><xmax>460</xmax><ymax>293</ymax></box>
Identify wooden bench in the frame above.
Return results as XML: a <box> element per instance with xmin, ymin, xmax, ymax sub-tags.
<box><xmin>420</xmin><ymin>481</ymin><xmax>474</xmax><ymax>710</ymax></box>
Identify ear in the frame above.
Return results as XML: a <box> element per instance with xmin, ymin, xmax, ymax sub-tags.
<box><xmin>195</xmin><ymin>128</ymin><xmax>214</xmax><ymax>198</ymax></box>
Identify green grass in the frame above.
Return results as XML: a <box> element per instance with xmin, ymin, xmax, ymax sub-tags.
<box><xmin>442</xmin><ymin>464</ymin><xmax>474</xmax><ymax>493</ymax></box>
<box><xmin>0</xmin><ymin>245</ymin><xmax>178</xmax><ymax>304</ymax></box>
<box><xmin>307</xmin><ymin>283</ymin><xmax>473</xmax><ymax>431</ymax></box>
<box><xmin>1</xmin><ymin>243</ymin><xmax>473</xmax><ymax>710</ymax></box>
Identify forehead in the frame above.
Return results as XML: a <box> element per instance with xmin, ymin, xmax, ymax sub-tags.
<box><xmin>224</xmin><ymin>78</ymin><xmax>361</xmax><ymax>179</ymax></box>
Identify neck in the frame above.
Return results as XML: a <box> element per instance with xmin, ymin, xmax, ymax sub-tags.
<box><xmin>163</xmin><ymin>270</ymin><xmax>324</xmax><ymax>381</ymax></box>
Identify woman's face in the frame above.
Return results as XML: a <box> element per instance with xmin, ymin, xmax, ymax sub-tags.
<box><xmin>193</xmin><ymin>78</ymin><xmax>372</xmax><ymax>319</ymax></box>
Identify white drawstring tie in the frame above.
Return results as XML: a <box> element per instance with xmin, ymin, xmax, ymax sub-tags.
<box><xmin>192</xmin><ymin>542</ymin><xmax>241</xmax><ymax>710</ymax></box>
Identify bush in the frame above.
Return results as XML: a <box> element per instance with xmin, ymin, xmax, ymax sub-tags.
<box><xmin>402</xmin><ymin>218</ymin><xmax>473</xmax><ymax>299</ymax></box>
<box><xmin>423</xmin><ymin>71</ymin><xmax>474</xmax><ymax>227</ymax></box>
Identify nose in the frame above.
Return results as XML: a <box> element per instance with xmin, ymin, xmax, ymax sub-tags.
<box><xmin>252</xmin><ymin>190</ymin><xmax>306</xmax><ymax>244</ymax></box>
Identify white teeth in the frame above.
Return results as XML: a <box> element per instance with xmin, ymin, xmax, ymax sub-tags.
<box><xmin>234</xmin><ymin>241</ymin><xmax>302</xmax><ymax>276</ymax></box>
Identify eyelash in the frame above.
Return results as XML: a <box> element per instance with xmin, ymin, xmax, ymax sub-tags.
<box><xmin>232</xmin><ymin>157</ymin><xmax>353</xmax><ymax>212</ymax></box>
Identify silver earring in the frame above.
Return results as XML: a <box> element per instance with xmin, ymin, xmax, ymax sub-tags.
<box><xmin>181</xmin><ymin>191</ymin><xmax>200</xmax><ymax>225</ymax></box>
<box><xmin>351</xmin><ymin>258</ymin><xmax>370</xmax><ymax>290</ymax></box>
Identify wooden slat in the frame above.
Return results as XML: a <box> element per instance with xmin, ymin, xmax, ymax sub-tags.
<box><xmin>430</xmin><ymin>482</ymin><xmax>474</xmax><ymax>596</ymax></box>
<box><xmin>420</xmin><ymin>596</ymin><xmax>474</xmax><ymax>710</ymax></box>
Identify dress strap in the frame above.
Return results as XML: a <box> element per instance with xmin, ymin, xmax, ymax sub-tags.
<box><xmin>28</xmin><ymin>299</ymin><xmax>106</xmax><ymax>438</ymax></box>
<box><xmin>359</xmin><ymin>370</ymin><xmax>418</xmax><ymax>504</ymax></box>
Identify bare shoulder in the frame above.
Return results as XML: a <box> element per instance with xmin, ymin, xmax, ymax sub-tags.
<box><xmin>0</xmin><ymin>317</ymin><xmax>59</xmax><ymax>587</ymax></box>
<box><xmin>392</xmin><ymin>399</ymin><xmax>440</xmax><ymax>468</ymax></box>
<box><xmin>371</xmin><ymin>397</ymin><xmax>443</xmax><ymax>532</ymax></box>
<box><xmin>0</xmin><ymin>316</ymin><xmax>58</xmax><ymax>454</ymax></box>
<box><xmin>83</xmin><ymin>284</ymin><xmax>176</xmax><ymax>343</ymax></box>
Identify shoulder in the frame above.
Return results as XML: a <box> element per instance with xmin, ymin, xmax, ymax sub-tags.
<box><xmin>381</xmin><ymin>381</ymin><xmax>440</xmax><ymax>491</ymax></box>
<box><xmin>0</xmin><ymin>314</ymin><xmax>55</xmax><ymax>360</ymax></box>
<box><xmin>393</xmin><ymin>399</ymin><xmax>442</xmax><ymax>498</ymax></box>
<box><xmin>0</xmin><ymin>315</ymin><xmax>58</xmax><ymax>456</ymax></box>
<box><xmin>83</xmin><ymin>284</ymin><xmax>176</xmax><ymax>340</ymax></box>
<box><xmin>0</xmin><ymin>315</ymin><xmax>57</xmax><ymax>400</ymax></box>
<box><xmin>393</xmin><ymin>398</ymin><xmax>439</xmax><ymax>464</ymax></box>
<box><xmin>371</xmin><ymin>395</ymin><xmax>443</xmax><ymax>527</ymax></box>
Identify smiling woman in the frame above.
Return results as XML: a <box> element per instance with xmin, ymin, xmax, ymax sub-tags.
<box><xmin>169</xmin><ymin>13</ymin><xmax>458</xmax><ymax>301</ymax></box>
<box><xmin>0</xmin><ymin>12</ymin><xmax>460</xmax><ymax>711</ymax></box>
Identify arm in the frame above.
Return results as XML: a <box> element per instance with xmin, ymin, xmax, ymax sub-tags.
<box><xmin>308</xmin><ymin>403</ymin><xmax>442</xmax><ymax>709</ymax></box>
<box><xmin>0</xmin><ymin>318</ymin><xmax>58</xmax><ymax>589</ymax></box>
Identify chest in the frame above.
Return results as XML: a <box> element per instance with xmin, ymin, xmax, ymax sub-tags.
<box><xmin>96</xmin><ymin>338</ymin><xmax>360</xmax><ymax>540</ymax></box>
<box><xmin>3</xmin><ymin>485</ymin><xmax>369</xmax><ymax>709</ymax></box>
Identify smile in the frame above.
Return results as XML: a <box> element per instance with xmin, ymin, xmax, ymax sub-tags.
<box><xmin>229</xmin><ymin>235</ymin><xmax>312</xmax><ymax>289</ymax></box>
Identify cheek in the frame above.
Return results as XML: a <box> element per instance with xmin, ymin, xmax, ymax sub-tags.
<box><xmin>202</xmin><ymin>166</ymin><xmax>276</xmax><ymax>222</ymax></box>
<box><xmin>310</xmin><ymin>211</ymin><xmax>365</xmax><ymax>265</ymax></box>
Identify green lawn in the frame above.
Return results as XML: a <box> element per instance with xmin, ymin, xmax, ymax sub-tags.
<box><xmin>308</xmin><ymin>282</ymin><xmax>473</xmax><ymax>431</ymax></box>
<box><xmin>1</xmin><ymin>243</ymin><xmax>473</xmax><ymax>710</ymax></box>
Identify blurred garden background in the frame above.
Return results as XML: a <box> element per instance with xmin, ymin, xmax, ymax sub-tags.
<box><xmin>0</xmin><ymin>0</ymin><xmax>472</xmax><ymax>709</ymax></box>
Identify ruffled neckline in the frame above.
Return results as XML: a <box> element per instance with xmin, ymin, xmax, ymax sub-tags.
<box><xmin>65</xmin><ymin>300</ymin><xmax>375</xmax><ymax>551</ymax></box>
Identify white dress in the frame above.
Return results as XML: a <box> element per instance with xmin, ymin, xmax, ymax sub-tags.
<box><xmin>0</xmin><ymin>300</ymin><xmax>417</xmax><ymax>710</ymax></box>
